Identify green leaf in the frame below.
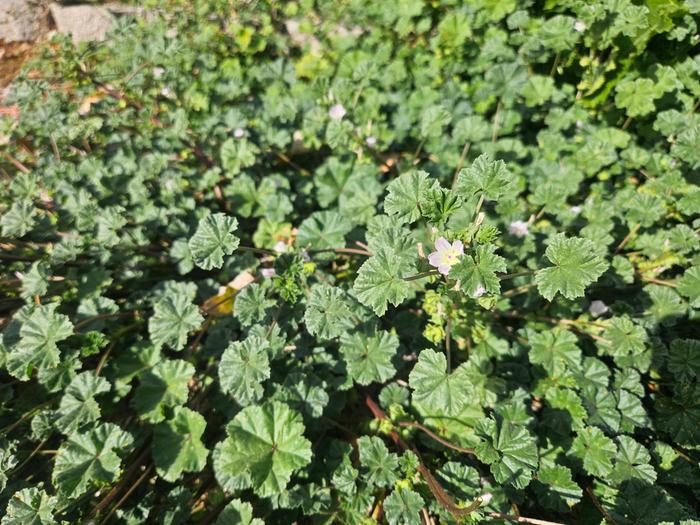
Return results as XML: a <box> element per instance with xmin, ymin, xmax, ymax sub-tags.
<box><xmin>597</xmin><ymin>316</ymin><xmax>647</xmax><ymax>357</ymax></box>
<box><xmin>615</xmin><ymin>78</ymin><xmax>658</xmax><ymax>117</ymax></box>
<box><xmin>234</xmin><ymin>283</ymin><xmax>274</xmax><ymax>327</ymax></box>
<box><xmin>474</xmin><ymin>416</ymin><xmax>539</xmax><ymax>489</ymax></box>
<box><xmin>0</xmin><ymin>200</ymin><xmax>36</xmax><ymax>238</ymax></box>
<box><xmin>353</xmin><ymin>248</ymin><xmax>416</xmax><ymax>316</ymax></box>
<box><xmin>570</xmin><ymin>426</ymin><xmax>616</xmax><ymax>477</ymax></box>
<box><xmin>409</xmin><ymin>349</ymin><xmax>470</xmax><ymax>415</ymax></box>
<box><xmin>188</xmin><ymin>213</ymin><xmax>240</xmax><ymax>270</ymax></box>
<box><xmin>153</xmin><ymin>407</ymin><xmax>209</xmax><ymax>482</ymax></box>
<box><xmin>456</xmin><ymin>154</ymin><xmax>515</xmax><ymax>201</ymax></box>
<box><xmin>6</xmin><ymin>304</ymin><xmax>73</xmax><ymax>380</ymax></box>
<box><xmin>296</xmin><ymin>210</ymin><xmax>352</xmax><ymax>249</ymax></box>
<box><xmin>533</xmin><ymin>465</ymin><xmax>582</xmax><ymax>512</ymax></box>
<box><xmin>357</xmin><ymin>436</ymin><xmax>400</xmax><ymax>488</ymax></box>
<box><xmin>219</xmin><ymin>335</ymin><xmax>271</xmax><ymax>405</ymax></box>
<box><xmin>304</xmin><ymin>283</ymin><xmax>356</xmax><ymax>340</ymax></box>
<box><xmin>384</xmin><ymin>171</ymin><xmax>437</xmax><ymax>224</ymax></box>
<box><xmin>535</xmin><ymin>234</ymin><xmax>608</xmax><ymax>300</ymax></box>
<box><xmin>132</xmin><ymin>359</ymin><xmax>194</xmax><ymax>423</ymax></box>
<box><xmin>52</xmin><ymin>423</ymin><xmax>133</xmax><ymax>498</ymax></box>
<box><xmin>1</xmin><ymin>487</ymin><xmax>57</xmax><ymax>525</ymax></box>
<box><xmin>420</xmin><ymin>105</ymin><xmax>451</xmax><ymax>138</ymax></box>
<box><xmin>213</xmin><ymin>402</ymin><xmax>311</xmax><ymax>497</ymax></box>
<box><xmin>340</xmin><ymin>329</ymin><xmax>398</xmax><ymax>385</ymax></box>
<box><xmin>451</xmin><ymin>243</ymin><xmax>507</xmax><ymax>294</ymax></box>
<box><xmin>215</xmin><ymin>499</ymin><xmax>264</xmax><ymax>525</ymax></box>
<box><xmin>20</xmin><ymin>262</ymin><xmax>49</xmax><ymax>301</ymax></box>
<box><xmin>148</xmin><ymin>293</ymin><xmax>203</xmax><ymax>351</ymax></box>
<box><xmin>221</xmin><ymin>138</ymin><xmax>258</xmax><ymax>174</ymax></box>
<box><xmin>610</xmin><ymin>436</ymin><xmax>656</xmax><ymax>485</ymax></box>
<box><xmin>527</xmin><ymin>329</ymin><xmax>581</xmax><ymax>377</ymax></box>
<box><xmin>55</xmin><ymin>372</ymin><xmax>110</xmax><ymax>435</ymax></box>
<box><xmin>383</xmin><ymin>487</ymin><xmax>424</xmax><ymax>525</ymax></box>
<box><xmin>677</xmin><ymin>266</ymin><xmax>700</xmax><ymax>307</ymax></box>
<box><xmin>655</xmin><ymin>383</ymin><xmax>700</xmax><ymax>446</ymax></box>
<box><xmin>668</xmin><ymin>339</ymin><xmax>700</xmax><ymax>382</ymax></box>
<box><xmin>419</xmin><ymin>185</ymin><xmax>462</xmax><ymax>225</ymax></box>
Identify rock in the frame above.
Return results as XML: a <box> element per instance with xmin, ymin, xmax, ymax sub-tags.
<box><xmin>0</xmin><ymin>0</ymin><xmax>49</xmax><ymax>43</ymax></box>
<box><xmin>49</xmin><ymin>3</ymin><xmax>114</xmax><ymax>43</ymax></box>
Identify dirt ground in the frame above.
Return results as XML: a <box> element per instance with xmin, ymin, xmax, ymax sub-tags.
<box><xmin>0</xmin><ymin>3</ymin><xmax>51</xmax><ymax>90</ymax></box>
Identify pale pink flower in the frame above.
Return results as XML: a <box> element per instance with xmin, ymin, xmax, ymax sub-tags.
<box><xmin>366</xmin><ymin>136</ymin><xmax>377</xmax><ymax>147</ymax></box>
<box><xmin>428</xmin><ymin>237</ymin><xmax>463</xmax><ymax>276</ymax></box>
<box><xmin>480</xmin><ymin>492</ymin><xmax>493</xmax><ymax>505</ymax></box>
<box><xmin>509</xmin><ymin>220</ymin><xmax>529</xmax><ymax>238</ymax></box>
<box><xmin>233</xmin><ymin>128</ymin><xmax>245</xmax><ymax>139</ymax></box>
<box><xmin>261</xmin><ymin>268</ymin><xmax>276</xmax><ymax>278</ymax></box>
<box><xmin>329</xmin><ymin>103</ymin><xmax>346</xmax><ymax>120</ymax></box>
<box><xmin>574</xmin><ymin>20</ymin><xmax>586</xmax><ymax>32</ymax></box>
<box><xmin>273</xmin><ymin>240</ymin><xmax>287</xmax><ymax>253</ymax></box>
<box><xmin>570</xmin><ymin>205</ymin><xmax>582</xmax><ymax>215</ymax></box>
<box><xmin>589</xmin><ymin>300</ymin><xmax>608</xmax><ymax>317</ymax></box>
<box><xmin>153</xmin><ymin>67</ymin><xmax>165</xmax><ymax>78</ymax></box>
<box><xmin>472</xmin><ymin>284</ymin><xmax>486</xmax><ymax>298</ymax></box>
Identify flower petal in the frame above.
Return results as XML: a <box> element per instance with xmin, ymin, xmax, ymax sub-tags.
<box><xmin>437</xmin><ymin>264</ymin><xmax>451</xmax><ymax>275</ymax></box>
<box><xmin>435</xmin><ymin>237</ymin><xmax>450</xmax><ymax>251</ymax></box>
<box><xmin>428</xmin><ymin>252</ymin><xmax>441</xmax><ymax>267</ymax></box>
<box><xmin>452</xmin><ymin>240</ymin><xmax>464</xmax><ymax>255</ymax></box>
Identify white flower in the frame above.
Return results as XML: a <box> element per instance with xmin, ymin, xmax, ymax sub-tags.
<box><xmin>428</xmin><ymin>237</ymin><xmax>464</xmax><ymax>276</ymax></box>
<box><xmin>570</xmin><ymin>205</ymin><xmax>582</xmax><ymax>215</ymax></box>
<box><xmin>589</xmin><ymin>300</ymin><xmax>608</xmax><ymax>317</ymax></box>
<box><xmin>576</xmin><ymin>119</ymin><xmax>583</xmax><ymax>129</ymax></box>
<box><xmin>366</xmin><ymin>136</ymin><xmax>377</xmax><ymax>147</ymax></box>
<box><xmin>300</xmin><ymin>250</ymin><xmax>311</xmax><ymax>262</ymax></box>
<box><xmin>329</xmin><ymin>103</ymin><xmax>346</xmax><ymax>120</ymax></box>
<box><xmin>509</xmin><ymin>220</ymin><xmax>529</xmax><ymax>238</ymax></box>
<box><xmin>574</xmin><ymin>20</ymin><xmax>587</xmax><ymax>32</ymax></box>
<box><xmin>160</xmin><ymin>87</ymin><xmax>173</xmax><ymax>97</ymax></box>
<box><xmin>472</xmin><ymin>284</ymin><xmax>486</xmax><ymax>298</ymax></box>
<box><xmin>233</xmin><ymin>128</ymin><xmax>245</xmax><ymax>139</ymax></box>
<box><xmin>153</xmin><ymin>67</ymin><xmax>165</xmax><ymax>78</ymax></box>
<box><xmin>261</xmin><ymin>268</ymin><xmax>276</xmax><ymax>278</ymax></box>
<box><xmin>273</xmin><ymin>240</ymin><xmax>287</xmax><ymax>253</ymax></box>
<box><xmin>293</xmin><ymin>130</ymin><xmax>304</xmax><ymax>142</ymax></box>
<box><xmin>479</xmin><ymin>492</ymin><xmax>493</xmax><ymax>505</ymax></box>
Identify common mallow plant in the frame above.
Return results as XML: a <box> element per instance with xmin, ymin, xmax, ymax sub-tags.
<box><xmin>0</xmin><ymin>1</ymin><xmax>699</xmax><ymax>524</ymax></box>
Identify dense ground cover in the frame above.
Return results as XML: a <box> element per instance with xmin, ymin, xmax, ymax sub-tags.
<box><xmin>1</xmin><ymin>0</ymin><xmax>700</xmax><ymax>523</ymax></box>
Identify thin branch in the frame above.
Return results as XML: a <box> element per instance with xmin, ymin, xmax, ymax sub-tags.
<box><xmin>499</xmin><ymin>270</ymin><xmax>534</xmax><ymax>280</ymax></box>
<box><xmin>102</xmin><ymin>465</ymin><xmax>154</xmax><ymax>524</ymax></box>
<box><xmin>397</xmin><ymin>421</ymin><xmax>475</xmax><ymax>455</ymax></box>
<box><xmin>236</xmin><ymin>245</ymin><xmax>276</xmax><ymax>256</ymax></box>
<box><xmin>585</xmin><ymin>486</ymin><xmax>617</xmax><ymax>525</ymax></box>
<box><xmin>365</xmin><ymin>395</ymin><xmax>483</xmax><ymax>519</ymax></box>
<box><xmin>641</xmin><ymin>277</ymin><xmax>677</xmax><ymax>288</ymax></box>
<box><xmin>74</xmin><ymin>311</ymin><xmax>137</xmax><ymax>330</ymax></box>
<box><xmin>2</xmin><ymin>153</ymin><xmax>30</xmax><ymax>173</ymax></box>
<box><xmin>452</xmin><ymin>142</ymin><xmax>471</xmax><ymax>187</ymax></box>
<box><xmin>615</xmin><ymin>223</ymin><xmax>639</xmax><ymax>253</ymax></box>
<box><xmin>492</xmin><ymin>101</ymin><xmax>502</xmax><ymax>143</ymax></box>
<box><xmin>403</xmin><ymin>270</ymin><xmax>440</xmax><ymax>282</ymax></box>
<box><xmin>488</xmin><ymin>512</ymin><xmax>566</xmax><ymax>525</ymax></box>
<box><xmin>445</xmin><ymin>316</ymin><xmax>452</xmax><ymax>373</ymax></box>
<box><xmin>310</xmin><ymin>247</ymin><xmax>372</xmax><ymax>257</ymax></box>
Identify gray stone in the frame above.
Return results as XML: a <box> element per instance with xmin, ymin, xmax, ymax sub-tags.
<box><xmin>0</xmin><ymin>0</ymin><xmax>49</xmax><ymax>43</ymax></box>
<box><xmin>49</xmin><ymin>3</ymin><xmax>114</xmax><ymax>43</ymax></box>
